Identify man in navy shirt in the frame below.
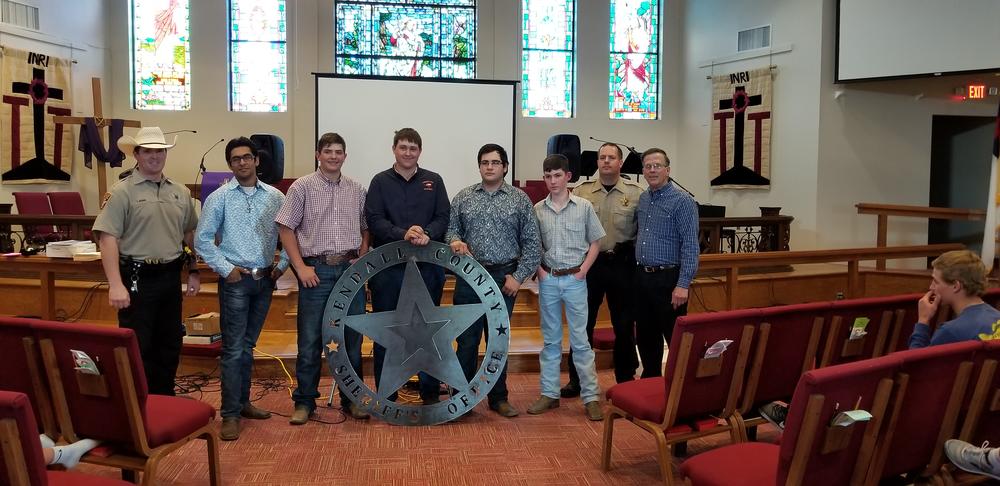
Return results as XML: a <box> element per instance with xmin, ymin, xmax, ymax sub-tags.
<box><xmin>365</xmin><ymin>128</ymin><xmax>450</xmax><ymax>403</ymax></box>
<box><xmin>633</xmin><ymin>148</ymin><xmax>699</xmax><ymax>378</ymax></box>
<box><xmin>910</xmin><ymin>249</ymin><xmax>1000</xmax><ymax>348</ymax></box>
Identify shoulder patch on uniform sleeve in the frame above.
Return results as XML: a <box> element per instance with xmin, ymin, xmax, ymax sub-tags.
<box><xmin>100</xmin><ymin>191</ymin><xmax>113</xmax><ymax>209</ymax></box>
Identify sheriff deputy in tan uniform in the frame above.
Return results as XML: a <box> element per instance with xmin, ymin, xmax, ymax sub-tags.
<box><xmin>93</xmin><ymin>127</ymin><xmax>200</xmax><ymax>396</ymax></box>
<box><xmin>560</xmin><ymin>142</ymin><xmax>644</xmax><ymax>397</ymax></box>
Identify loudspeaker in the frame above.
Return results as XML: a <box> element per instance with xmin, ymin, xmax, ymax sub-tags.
<box><xmin>250</xmin><ymin>134</ymin><xmax>285</xmax><ymax>184</ymax></box>
<box><xmin>579</xmin><ymin>150</ymin><xmax>598</xmax><ymax>178</ymax></box>
<box><xmin>546</xmin><ymin>134</ymin><xmax>581</xmax><ymax>182</ymax></box>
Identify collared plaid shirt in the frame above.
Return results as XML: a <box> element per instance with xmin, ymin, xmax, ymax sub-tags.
<box><xmin>274</xmin><ymin>170</ymin><xmax>367</xmax><ymax>257</ymax></box>
<box><xmin>195</xmin><ymin>178</ymin><xmax>289</xmax><ymax>277</ymax></box>
<box><xmin>635</xmin><ymin>181</ymin><xmax>699</xmax><ymax>288</ymax></box>
<box><xmin>534</xmin><ymin>194</ymin><xmax>605</xmax><ymax>270</ymax></box>
<box><xmin>446</xmin><ymin>182</ymin><xmax>541</xmax><ymax>283</ymax></box>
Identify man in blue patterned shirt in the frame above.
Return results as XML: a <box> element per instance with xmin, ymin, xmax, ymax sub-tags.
<box><xmin>634</xmin><ymin>148</ymin><xmax>699</xmax><ymax>378</ymax></box>
<box><xmin>195</xmin><ymin>137</ymin><xmax>289</xmax><ymax>441</ymax></box>
<box><xmin>447</xmin><ymin>143</ymin><xmax>541</xmax><ymax>417</ymax></box>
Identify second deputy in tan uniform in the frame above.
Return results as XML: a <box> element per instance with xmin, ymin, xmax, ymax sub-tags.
<box><xmin>562</xmin><ymin>143</ymin><xmax>643</xmax><ymax>396</ymax></box>
<box><xmin>93</xmin><ymin>127</ymin><xmax>200</xmax><ymax>396</ymax></box>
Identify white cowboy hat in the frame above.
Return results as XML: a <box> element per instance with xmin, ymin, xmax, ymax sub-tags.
<box><xmin>117</xmin><ymin>126</ymin><xmax>178</xmax><ymax>154</ymax></box>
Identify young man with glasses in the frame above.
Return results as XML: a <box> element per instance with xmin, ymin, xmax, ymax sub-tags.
<box><xmin>447</xmin><ymin>143</ymin><xmax>541</xmax><ymax>417</ymax></box>
<box><xmin>276</xmin><ymin>132</ymin><xmax>369</xmax><ymax>425</ymax></box>
<box><xmin>195</xmin><ymin>137</ymin><xmax>289</xmax><ymax>440</ymax></box>
<box><xmin>634</xmin><ymin>148</ymin><xmax>699</xmax><ymax>378</ymax></box>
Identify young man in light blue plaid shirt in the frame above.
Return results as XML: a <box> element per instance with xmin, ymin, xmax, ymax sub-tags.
<box><xmin>528</xmin><ymin>154</ymin><xmax>605</xmax><ymax>421</ymax></box>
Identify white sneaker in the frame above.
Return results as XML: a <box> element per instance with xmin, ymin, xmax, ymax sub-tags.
<box><xmin>945</xmin><ymin>440</ymin><xmax>1000</xmax><ymax>480</ymax></box>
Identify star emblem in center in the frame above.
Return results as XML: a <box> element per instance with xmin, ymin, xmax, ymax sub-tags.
<box><xmin>343</xmin><ymin>258</ymin><xmax>487</xmax><ymax>399</ymax></box>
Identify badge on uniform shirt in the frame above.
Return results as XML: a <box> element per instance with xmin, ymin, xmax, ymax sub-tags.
<box><xmin>422</xmin><ymin>180</ymin><xmax>434</xmax><ymax>191</ymax></box>
<box><xmin>622</xmin><ymin>197</ymin><xmax>630</xmax><ymax>207</ymax></box>
<box><xmin>100</xmin><ymin>192</ymin><xmax>112</xmax><ymax>209</ymax></box>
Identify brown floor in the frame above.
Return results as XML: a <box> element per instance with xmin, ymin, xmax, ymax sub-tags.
<box><xmin>72</xmin><ymin>369</ymin><xmax>780</xmax><ymax>485</ymax></box>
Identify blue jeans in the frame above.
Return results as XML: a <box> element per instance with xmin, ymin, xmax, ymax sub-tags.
<box><xmin>454</xmin><ymin>264</ymin><xmax>516</xmax><ymax>406</ymax></box>
<box><xmin>219</xmin><ymin>275</ymin><xmax>274</xmax><ymax>418</ymax></box>
<box><xmin>369</xmin><ymin>262</ymin><xmax>444</xmax><ymax>401</ymax></box>
<box><xmin>292</xmin><ymin>262</ymin><xmax>366</xmax><ymax>412</ymax></box>
<box><xmin>537</xmin><ymin>274</ymin><xmax>600</xmax><ymax>403</ymax></box>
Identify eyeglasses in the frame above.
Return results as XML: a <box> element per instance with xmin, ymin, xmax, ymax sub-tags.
<box><xmin>643</xmin><ymin>163</ymin><xmax>668</xmax><ymax>171</ymax></box>
<box><xmin>479</xmin><ymin>160</ymin><xmax>505</xmax><ymax>167</ymax></box>
<box><xmin>229</xmin><ymin>153</ymin><xmax>256</xmax><ymax>165</ymax></box>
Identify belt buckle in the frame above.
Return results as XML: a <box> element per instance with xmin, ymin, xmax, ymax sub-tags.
<box><xmin>324</xmin><ymin>254</ymin><xmax>341</xmax><ymax>265</ymax></box>
<box><xmin>250</xmin><ymin>267</ymin><xmax>268</xmax><ymax>280</ymax></box>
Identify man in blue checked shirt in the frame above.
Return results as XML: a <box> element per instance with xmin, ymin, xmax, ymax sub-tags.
<box><xmin>195</xmin><ymin>137</ymin><xmax>289</xmax><ymax>441</ymax></box>
<box><xmin>634</xmin><ymin>148</ymin><xmax>699</xmax><ymax>378</ymax></box>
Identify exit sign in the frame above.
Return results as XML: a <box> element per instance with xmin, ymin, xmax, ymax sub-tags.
<box><xmin>968</xmin><ymin>84</ymin><xmax>986</xmax><ymax>99</ymax></box>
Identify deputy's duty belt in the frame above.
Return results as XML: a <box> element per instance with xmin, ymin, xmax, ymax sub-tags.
<box><xmin>639</xmin><ymin>264</ymin><xmax>678</xmax><ymax>273</ymax></box>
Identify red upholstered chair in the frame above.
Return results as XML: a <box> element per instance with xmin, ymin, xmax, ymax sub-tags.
<box><xmin>868</xmin><ymin>340</ymin><xmax>982</xmax><ymax>484</ymax></box>
<box><xmin>517</xmin><ymin>185</ymin><xmax>547</xmax><ymax>205</ymax></box>
<box><xmin>0</xmin><ymin>317</ymin><xmax>58</xmax><ymax>440</ymax></box>
<box><xmin>0</xmin><ymin>390</ymin><xmax>133</xmax><ymax>486</ymax></box>
<box><xmin>46</xmin><ymin>192</ymin><xmax>91</xmax><ymax>240</ymax></box>
<box><xmin>12</xmin><ymin>191</ymin><xmax>59</xmax><ymax>243</ymax></box>
<box><xmin>32</xmin><ymin>321</ymin><xmax>221</xmax><ymax>486</ymax></box>
<box><xmin>737</xmin><ymin>302</ymin><xmax>829</xmax><ymax>429</ymax></box>
<box><xmin>273</xmin><ymin>178</ymin><xmax>295</xmax><ymax>195</ymax></box>
<box><xmin>944</xmin><ymin>339</ymin><xmax>1000</xmax><ymax>485</ymax></box>
<box><xmin>592</xmin><ymin>327</ymin><xmax>616</xmax><ymax>351</ymax></box>
<box><xmin>680</xmin><ymin>354</ymin><xmax>902</xmax><ymax>486</ymax></box>
<box><xmin>602</xmin><ymin>308</ymin><xmax>760</xmax><ymax>485</ymax></box>
<box><xmin>880</xmin><ymin>293</ymin><xmax>924</xmax><ymax>353</ymax></box>
<box><xmin>963</xmin><ymin>339</ymin><xmax>1000</xmax><ymax>445</ymax></box>
<box><xmin>820</xmin><ymin>295</ymin><xmax>914</xmax><ymax>367</ymax></box>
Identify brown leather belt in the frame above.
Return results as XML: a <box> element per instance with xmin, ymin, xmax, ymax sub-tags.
<box><xmin>305</xmin><ymin>250</ymin><xmax>359</xmax><ymax>266</ymax></box>
<box><xmin>541</xmin><ymin>263</ymin><xmax>581</xmax><ymax>277</ymax></box>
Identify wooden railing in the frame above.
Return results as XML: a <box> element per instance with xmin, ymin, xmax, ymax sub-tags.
<box><xmin>698</xmin><ymin>243</ymin><xmax>964</xmax><ymax>310</ymax></box>
<box><xmin>699</xmin><ymin>215</ymin><xmax>794</xmax><ymax>254</ymax></box>
<box><xmin>856</xmin><ymin>203</ymin><xmax>984</xmax><ymax>270</ymax></box>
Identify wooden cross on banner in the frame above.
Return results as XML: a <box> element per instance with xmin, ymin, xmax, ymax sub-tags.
<box><xmin>52</xmin><ymin>77</ymin><xmax>141</xmax><ymax>207</ymax></box>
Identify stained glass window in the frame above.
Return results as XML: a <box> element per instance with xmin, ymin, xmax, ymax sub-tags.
<box><xmin>230</xmin><ymin>0</ymin><xmax>287</xmax><ymax>112</ymax></box>
<box><xmin>609</xmin><ymin>0</ymin><xmax>659</xmax><ymax>119</ymax></box>
<box><xmin>131</xmin><ymin>0</ymin><xmax>191</xmax><ymax>110</ymax></box>
<box><xmin>335</xmin><ymin>0</ymin><xmax>476</xmax><ymax>79</ymax></box>
<box><xmin>521</xmin><ymin>0</ymin><xmax>575</xmax><ymax>118</ymax></box>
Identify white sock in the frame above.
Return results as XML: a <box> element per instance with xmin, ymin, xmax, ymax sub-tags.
<box><xmin>38</xmin><ymin>434</ymin><xmax>55</xmax><ymax>449</ymax></box>
<box><xmin>50</xmin><ymin>439</ymin><xmax>99</xmax><ymax>469</ymax></box>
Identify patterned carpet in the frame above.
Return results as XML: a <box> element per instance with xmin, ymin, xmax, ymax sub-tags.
<box><xmin>73</xmin><ymin>370</ymin><xmax>778</xmax><ymax>485</ymax></box>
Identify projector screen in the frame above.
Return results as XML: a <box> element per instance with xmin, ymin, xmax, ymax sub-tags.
<box><xmin>836</xmin><ymin>0</ymin><xmax>1000</xmax><ymax>82</ymax></box>
<box><xmin>315</xmin><ymin>75</ymin><xmax>517</xmax><ymax>195</ymax></box>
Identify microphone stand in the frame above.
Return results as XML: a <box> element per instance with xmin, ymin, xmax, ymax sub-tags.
<box><xmin>194</xmin><ymin>138</ymin><xmax>226</xmax><ymax>187</ymax></box>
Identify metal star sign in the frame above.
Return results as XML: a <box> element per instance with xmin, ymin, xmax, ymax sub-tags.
<box><xmin>324</xmin><ymin>241</ymin><xmax>511</xmax><ymax>426</ymax></box>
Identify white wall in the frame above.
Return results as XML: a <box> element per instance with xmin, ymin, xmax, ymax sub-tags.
<box><xmin>11</xmin><ymin>0</ymin><xmax>1000</xmax><ymax>255</ymax></box>
<box><xmin>0</xmin><ymin>0</ymin><xmax>111</xmax><ymax>212</ymax></box>
<box><xmin>677</xmin><ymin>0</ymin><xmax>825</xmax><ymax>249</ymax></box>
<box><xmin>815</xmin><ymin>0</ymin><xmax>997</xmax><ymax>253</ymax></box>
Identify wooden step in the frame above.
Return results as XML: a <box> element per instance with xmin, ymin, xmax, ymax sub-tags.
<box><xmin>178</xmin><ymin>327</ymin><xmax>615</xmax><ymax>378</ymax></box>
